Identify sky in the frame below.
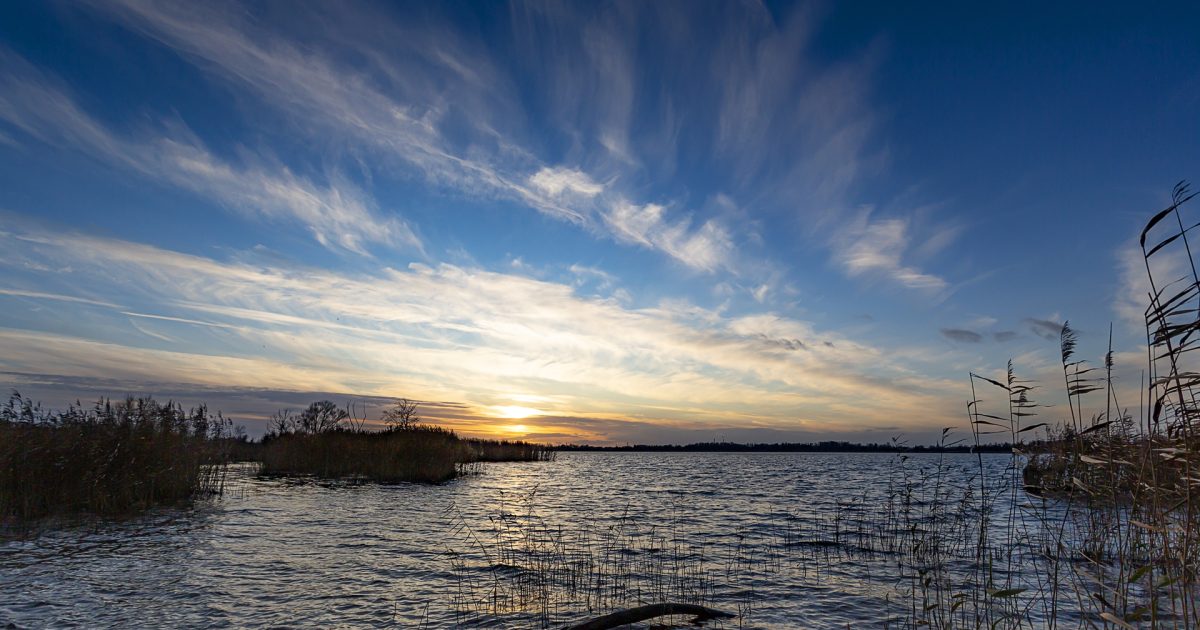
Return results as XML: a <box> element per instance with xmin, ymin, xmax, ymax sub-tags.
<box><xmin>0</xmin><ymin>1</ymin><xmax>1198</xmax><ymax>444</ymax></box>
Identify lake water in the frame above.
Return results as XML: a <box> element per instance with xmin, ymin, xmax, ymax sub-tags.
<box><xmin>2</xmin><ymin>452</ymin><xmax>1035</xmax><ymax>628</ymax></box>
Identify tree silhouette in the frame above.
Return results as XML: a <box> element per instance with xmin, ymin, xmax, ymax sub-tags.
<box><xmin>381</xmin><ymin>398</ymin><xmax>419</xmax><ymax>430</ymax></box>
<box><xmin>296</xmin><ymin>400</ymin><xmax>348</xmax><ymax>434</ymax></box>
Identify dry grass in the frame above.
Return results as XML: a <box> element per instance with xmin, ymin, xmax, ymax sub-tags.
<box><xmin>929</xmin><ymin>182</ymin><xmax>1200</xmax><ymax>628</ymax></box>
<box><xmin>261</xmin><ymin>425</ymin><xmax>470</xmax><ymax>482</ymax></box>
<box><xmin>0</xmin><ymin>393</ymin><xmax>232</xmax><ymax>523</ymax></box>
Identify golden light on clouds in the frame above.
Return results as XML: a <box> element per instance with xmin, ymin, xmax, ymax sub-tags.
<box><xmin>0</xmin><ymin>226</ymin><xmax>970</xmax><ymax>444</ymax></box>
<box><xmin>507</xmin><ymin>393</ymin><xmax>552</xmax><ymax>404</ymax></box>
<box><xmin>492</xmin><ymin>405</ymin><xmax>544</xmax><ymax>420</ymax></box>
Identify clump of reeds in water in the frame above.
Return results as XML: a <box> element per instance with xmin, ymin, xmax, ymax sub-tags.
<box><xmin>469</xmin><ymin>439</ymin><xmax>557</xmax><ymax>463</ymax></box>
<box><xmin>260</xmin><ymin>400</ymin><xmax>553</xmax><ymax>483</ymax></box>
<box><xmin>0</xmin><ymin>392</ymin><xmax>233</xmax><ymax>523</ymax></box>
<box><xmin>442</xmin><ymin>489</ymin><xmax>740</xmax><ymax>629</ymax></box>
<box><xmin>932</xmin><ymin>182</ymin><xmax>1200</xmax><ymax>628</ymax></box>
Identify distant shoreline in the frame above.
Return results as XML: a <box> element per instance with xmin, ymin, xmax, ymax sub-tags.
<box><xmin>551</xmin><ymin>442</ymin><xmax>1014</xmax><ymax>453</ymax></box>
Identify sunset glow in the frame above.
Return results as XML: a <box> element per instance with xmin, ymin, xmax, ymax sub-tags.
<box><xmin>0</xmin><ymin>2</ymin><xmax>1195</xmax><ymax>445</ymax></box>
<box><xmin>4</xmin><ymin>6</ymin><xmax>1198</xmax><ymax>630</ymax></box>
<box><xmin>492</xmin><ymin>406</ymin><xmax>543</xmax><ymax>421</ymax></box>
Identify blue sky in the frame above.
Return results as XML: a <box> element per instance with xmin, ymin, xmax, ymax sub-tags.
<box><xmin>0</xmin><ymin>1</ymin><xmax>1197</xmax><ymax>443</ymax></box>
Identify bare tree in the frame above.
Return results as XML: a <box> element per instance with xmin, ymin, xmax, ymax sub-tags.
<box><xmin>381</xmin><ymin>398</ymin><xmax>419</xmax><ymax>430</ymax></box>
<box><xmin>269</xmin><ymin>409</ymin><xmax>295</xmax><ymax>436</ymax></box>
<box><xmin>296</xmin><ymin>400</ymin><xmax>348</xmax><ymax>434</ymax></box>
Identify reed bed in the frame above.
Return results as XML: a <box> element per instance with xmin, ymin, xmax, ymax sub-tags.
<box><xmin>469</xmin><ymin>439</ymin><xmax>558</xmax><ymax>463</ymax></box>
<box><xmin>873</xmin><ymin>183</ymin><xmax>1200</xmax><ymax>628</ymax></box>
<box><xmin>260</xmin><ymin>401</ymin><xmax>554</xmax><ymax>483</ymax></box>
<box><xmin>261</xmin><ymin>425</ymin><xmax>469</xmax><ymax>482</ymax></box>
<box><xmin>0</xmin><ymin>392</ymin><xmax>232</xmax><ymax>523</ymax></box>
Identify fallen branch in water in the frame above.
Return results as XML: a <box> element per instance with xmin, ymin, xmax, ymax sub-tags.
<box><xmin>564</xmin><ymin>603</ymin><xmax>736</xmax><ymax>630</ymax></box>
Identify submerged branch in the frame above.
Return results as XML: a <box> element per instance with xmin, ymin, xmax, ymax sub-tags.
<box><xmin>564</xmin><ymin>603</ymin><xmax>736</xmax><ymax>630</ymax></box>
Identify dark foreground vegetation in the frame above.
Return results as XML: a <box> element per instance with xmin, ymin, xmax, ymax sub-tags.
<box><xmin>555</xmin><ymin>440</ymin><xmax>1013</xmax><ymax>453</ymax></box>
<box><xmin>911</xmin><ymin>183</ymin><xmax>1200</xmax><ymax>627</ymax></box>
<box><xmin>2</xmin><ymin>394</ymin><xmax>552</xmax><ymax>523</ymax></box>
<box><xmin>257</xmin><ymin>399</ymin><xmax>554</xmax><ymax>483</ymax></box>
<box><xmin>1</xmin><ymin>393</ymin><xmax>232</xmax><ymax>522</ymax></box>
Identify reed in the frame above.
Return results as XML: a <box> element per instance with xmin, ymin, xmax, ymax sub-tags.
<box><xmin>0</xmin><ymin>392</ymin><xmax>232</xmax><ymax>523</ymax></box>
<box><xmin>259</xmin><ymin>400</ymin><xmax>554</xmax><ymax>483</ymax></box>
<box><xmin>443</xmin><ymin>489</ymin><xmax>735</xmax><ymax>628</ymax></box>
<box><xmin>261</xmin><ymin>425</ymin><xmax>469</xmax><ymax>482</ymax></box>
<box><xmin>926</xmin><ymin>182</ymin><xmax>1200</xmax><ymax>628</ymax></box>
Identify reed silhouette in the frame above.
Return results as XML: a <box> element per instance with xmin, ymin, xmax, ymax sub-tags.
<box><xmin>260</xmin><ymin>399</ymin><xmax>553</xmax><ymax>483</ymax></box>
<box><xmin>907</xmin><ymin>182</ymin><xmax>1200</xmax><ymax>628</ymax></box>
<box><xmin>0</xmin><ymin>393</ymin><xmax>232</xmax><ymax>522</ymax></box>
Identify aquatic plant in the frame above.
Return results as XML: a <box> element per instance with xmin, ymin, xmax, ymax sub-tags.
<box><xmin>0</xmin><ymin>392</ymin><xmax>232</xmax><ymax>523</ymax></box>
<box><xmin>945</xmin><ymin>182</ymin><xmax>1200</xmax><ymax>628</ymax></box>
<box><xmin>260</xmin><ymin>400</ymin><xmax>553</xmax><ymax>483</ymax></box>
<box><xmin>261</xmin><ymin>425</ymin><xmax>467</xmax><ymax>482</ymax></box>
<box><xmin>443</xmin><ymin>488</ymin><xmax>736</xmax><ymax>628</ymax></box>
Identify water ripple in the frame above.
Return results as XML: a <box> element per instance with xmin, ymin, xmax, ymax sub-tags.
<box><xmin>2</xmin><ymin>453</ymin><xmax>1020</xmax><ymax>629</ymax></box>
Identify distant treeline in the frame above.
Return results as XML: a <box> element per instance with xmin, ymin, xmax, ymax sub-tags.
<box><xmin>552</xmin><ymin>440</ymin><xmax>1014</xmax><ymax>453</ymax></box>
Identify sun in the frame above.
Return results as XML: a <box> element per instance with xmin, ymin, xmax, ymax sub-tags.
<box><xmin>507</xmin><ymin>424</ymin><xmax>529</xmax><ymax>434</ymax></box>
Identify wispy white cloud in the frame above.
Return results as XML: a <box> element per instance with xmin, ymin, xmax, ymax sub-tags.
<box><xmin>0</xmin><ymin>49</ymin><xmax>419</xmax><ymax>255</ymax></box>
<box><xmin>0</xmin><ymin>288</ymin><xmax>120</xmax><ymax>308</ymax></box>
<box><xmin>529</xmin><ymin>167</ymin><xmax>604</xmax><ymax>198</ymax></box>
<box><xmin>710</xmin><ymin>4</ymin><xmax>881</xmax><ymax>217</ymax></box>
<box><xmin>603</xmin><ymin>201</ymin><xmax>734</xmax><ymax>273</ymax></box>
<box><xmin>0</xmin><ymin>225</ymin><xmax>964</xmax><ymax>436</ymax></box>
<box><xmin>80</xmin><ymin>0</ymin><xmax>877</xmax><ymax>275</ymax></box>
<box><xmin>751</xmin><ymin>284</ymin><xmax>770</xmax><ymax>303</ymax></box>
<box><xmin>1114</xmin><ymin>242</ymin><xmax>1190</xmax><ymax>331</ymax></box>
<box><xmin>834</xmin><ymin>211</ymin><xmax>947</xmax><ymax>292</ymax></box>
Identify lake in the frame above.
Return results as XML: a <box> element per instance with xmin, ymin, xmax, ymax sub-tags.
<box><xmin>2</xmin><ymin>452</ymin><xmax>1033</xmax><ymax>628</ymax></box>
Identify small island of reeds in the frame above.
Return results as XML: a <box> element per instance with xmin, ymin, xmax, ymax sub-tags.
<box><xmin>259</xmin><ymin>399</ymin><xmax>553</xmax><ymax>483</ymax></box>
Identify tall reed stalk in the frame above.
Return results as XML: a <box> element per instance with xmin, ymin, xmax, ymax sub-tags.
<box><xmin>0</xmin><ymin>392</ymin><xmax>233</xmax><ymax>523</ymax></box>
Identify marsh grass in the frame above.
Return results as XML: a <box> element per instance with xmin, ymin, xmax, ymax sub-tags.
<box><xmin>0</xmin><ymin>392</ymin><xmax>232</xmax><ymax>524</ymax></box>
<box><xmin>443</xmin><ymin>489</ymin><xmax>739</xmax><ymax>629</ymax></box>
<box><xmin>262</xmin><ymin>425</ymin><xmax>471</xmax><ymax>482</ymax></box>
<box><xmin>904</xmin><ymin>183</ymin><xmax>1200</xmax><ymax>628</ymax></box>
<box><xmin>260</xmin><ymin>401</ymin><xmax>554</xmax><ymax>483</ymax></box>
